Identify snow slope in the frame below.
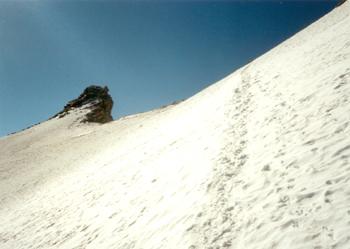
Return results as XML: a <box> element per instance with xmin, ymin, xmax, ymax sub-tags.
<box><xmin>1</xmin><ymin>2</ymin><xmax>350</xmax><ymax>248</ymax></box>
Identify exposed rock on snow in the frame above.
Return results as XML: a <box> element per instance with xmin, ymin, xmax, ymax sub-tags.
<box><xmin>336</xmin><ymin>0</ymin><xmax>347</xmax><ymax>7</ymax></box>
<box><xmin>53</xmin><ymin>85</ymin><xmax>114</xmax><ymax>124</ymax></box>
<box><xmin>1</xmin><ymin>2</ymin><xmax>350</xmax><ymax>249</ymax></box>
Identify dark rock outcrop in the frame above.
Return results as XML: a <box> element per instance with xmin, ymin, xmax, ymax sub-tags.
<box><xmin>336</xmin><ymin>0</ymin><xmax>347</xmax><ymax>7</ymax></box>
<box><xmin>53</xmin><ymin>85</ymin><xmax>114</xmax><ymax>124</ymax></box>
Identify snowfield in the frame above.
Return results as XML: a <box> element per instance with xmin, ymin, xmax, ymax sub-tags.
<box><xmin>1</xmin><ymin>2</ymin><xmax>350</xmax><ymax>249</ymax></box>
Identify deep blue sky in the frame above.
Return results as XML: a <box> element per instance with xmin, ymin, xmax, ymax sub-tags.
<box><xmin>0</xmin><ymin>0</ymin><xmax>339</xmax><ymax>137</ymax></box>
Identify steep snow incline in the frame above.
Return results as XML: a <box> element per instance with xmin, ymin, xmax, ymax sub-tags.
<box><xmin>0</xmin><ymin>69</ymin><xmax>235</xmax><ymax>248</ymax></box>
<box><xmin>188</xmin><ymin>2</ymin><xmax>350</xmax><ymax>248</ymax></box>
<box><xmin>1</xmin><ymin>2</ymin><xmax>350</xmax><ymax>249</ymax></box>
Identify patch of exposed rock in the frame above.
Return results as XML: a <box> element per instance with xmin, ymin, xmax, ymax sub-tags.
<box><xmin>53</xmin><ymin>85</ymin><xmax>114</xmax><ymax>124</ymax></box>
<box><xmin>336</xmin><ymin>0</ymin><xmax>347</xmax><ymax>7</ymax></box>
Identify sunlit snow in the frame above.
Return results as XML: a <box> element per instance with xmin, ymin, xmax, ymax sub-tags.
<box><xmin>1</xmin><ymin>2</ymin><xmax>350</xmax><ymax>249</ymax></box>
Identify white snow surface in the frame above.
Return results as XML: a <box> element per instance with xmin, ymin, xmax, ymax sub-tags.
<box><xmin>1</xmin><ymin>3</ymin><xmax>350</xmax><ymax>249</ymax></box>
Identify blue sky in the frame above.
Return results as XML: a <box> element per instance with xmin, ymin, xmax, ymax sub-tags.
<box><xmin>0</xmin><ymin>0</ymin><xmax>339</xmax><ymax>137</ymax></box>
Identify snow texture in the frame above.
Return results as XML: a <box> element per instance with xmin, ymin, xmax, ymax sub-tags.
<box><xmin>1</xmin><ymin>2</ymin><xmax>350</xmax><ymax>248</ymax></box>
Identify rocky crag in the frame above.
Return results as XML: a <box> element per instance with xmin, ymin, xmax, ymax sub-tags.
<box><xmin>53</xmin><ymin>85</ymin><xmax>114</xmax><ymax>124</ymax></box>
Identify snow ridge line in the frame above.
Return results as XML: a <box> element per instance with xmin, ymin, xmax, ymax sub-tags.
<box><xmin>191</xmin><ymin>66</ymin><xmax>256</xmax><ymax>249</ymax></box>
